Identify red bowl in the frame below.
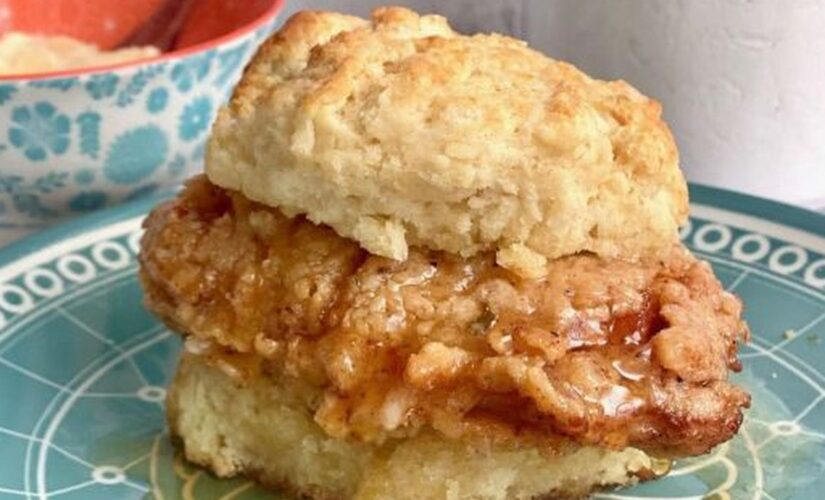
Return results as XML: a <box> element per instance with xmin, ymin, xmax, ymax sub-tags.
<box><xmin>0</xmin><ymin>0</ymin><xmax>169</xmax><ymax>49</ymax></box>
<box><xmin>0</xmin><ymin>0</ymin><xmax>282</xmax><ymax>77</ymax></box>
<box><xmin>175</xmin><ymin>0</ymin><xmax>280</xmax><ymax>49</ymax></box>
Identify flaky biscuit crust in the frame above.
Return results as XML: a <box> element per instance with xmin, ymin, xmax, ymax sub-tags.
<box><xmin>168</xmin><ymin>353</ymin><xmax>665</xmax><ymax>499</ymax></box>
<box><xmin>206</xmin><ymin>7</ymin><xmax>688</xmax><ymax>277</ymax></box>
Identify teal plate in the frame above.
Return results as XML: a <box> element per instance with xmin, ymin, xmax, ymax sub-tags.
<box><xmin>0</xmin><ymin>185</ymin><xmax>823</xmax><ymax>500</ymax></box>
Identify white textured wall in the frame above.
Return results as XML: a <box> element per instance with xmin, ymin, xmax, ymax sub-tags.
<box><xmin>279</xmin><ymin>0</ymin><xmax>825</xmax><ymax>209</ymax></box>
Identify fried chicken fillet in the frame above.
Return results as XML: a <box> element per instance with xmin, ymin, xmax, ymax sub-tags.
<box><xmin>138</xmin><ymin>6</ymin><xmax>750</xmax><ymax>499</ymax></box>
<box><xmin>140</xmin><ymin>177</ymin><xmax>749</xmax><ymax>499</ymax></box>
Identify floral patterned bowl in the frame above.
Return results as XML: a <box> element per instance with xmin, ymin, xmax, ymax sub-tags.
<box><xmin>0</xmin><ymin>0</ymin><xmax>284</xmax><ymax>243</ymax></box>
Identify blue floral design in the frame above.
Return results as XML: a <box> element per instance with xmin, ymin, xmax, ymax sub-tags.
<box><xmin>30</xmin><ymin>171</ymin><xmax>68</xmax><ymax>193</ymax></box>
<box><xmin>171</xmin><ymin>52</ymin><xmax>214</xmax><ymax>93</ymax></box>
<box><xmin>179</xmin><ymin>96</ymin><xmax>213</xmax><ymax>141</ymax></box>
<box><xmin>68</xmin><ymin>191</ymin><xmax>108</xmax><ymax>212</ymax></box>
<box><xmin>124</xmin><ymin>183</ymin><xmax>159</xmax><ymax>202</ymax></box>
<box><xmin>116</xmin><ymin>64</ymin><xmax>166</xmax><ymax>107</ymax></box>
<box><xmin>167</xmin><ymin>154</ymin><xmax>187</xmax><ymax>176</ymax></box>
<box><xmin>76</xmin><ymin>112</ymin><xmax>101</xmax><ymax>159</ymax></box>
<box><xmin>5</xmin><ymin>193</ymin><xmax>54</xmax><ymax>217</ymax></box>
<box><xmin>214</xmin><ymin>43</ymin><xmax>251</xmax><ymax>87</ymax></box>
<box><xmin>0</xmin><ymin>85</ymin><xmax>17</xmax><ymax>105</ymax></box>
<box><xmin>84</xmin><ymin>74</ymin><xmax>119</xmax><ymax>100</ymax></box>
<box><xmin>146</xmin><ymin>87</ymin><xmax>169</xmax><ymax>114</ymax></box>
<box><xmin>170</xmin><ymin>64</ymin><xmax>194</xmax><ymax>93</ymax></box>
<box><xmin>0</xmin><ymin>172</ymin><xmax>67</xmax><ymax>218</ymax></box>
<box><xmin>29</xmin><ymin>78</ymin><xmax>78</xmax><ymax>91</ymax></box>
<box><xmin>8</xmin><ymin>102</ymin><xmax>71</xmax><ymax>161</ymax></box>
<box><xmin>103</xmin><ymin>125</ymin><xmax>168</xmax><ymax>184</ymax></box>
<box><xmin>74</xmin><ymin>169</ymin><xmax>95</xmax><ymax>185</ymax></box>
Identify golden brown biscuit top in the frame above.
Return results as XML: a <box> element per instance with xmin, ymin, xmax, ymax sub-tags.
<box><xmin>207</xmin><ymin>7</ymin><xmax>688</xmax><ymax>277</ymax></box>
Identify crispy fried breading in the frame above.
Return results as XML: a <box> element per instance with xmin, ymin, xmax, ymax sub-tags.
<box><xmin>141</xmin><ymin>176</ymin><xmax>749</xmax><ymax>457</ymax></box>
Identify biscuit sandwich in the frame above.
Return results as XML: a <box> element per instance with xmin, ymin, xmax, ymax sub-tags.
<box><xmin>139</xmin><ymin>7</ymin><xmax>750</xmax><ymax>499</ymax></box>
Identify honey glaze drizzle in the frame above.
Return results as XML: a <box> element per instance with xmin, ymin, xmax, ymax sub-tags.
<box><xmin>556</xmin><ymin>291</ymin><xmax>665</xmax><ymax>421</ymax></box>
<box><xmin>141</xmin><ymin>177</ymin><xmax>749</xmax><ymax>455</ymax></box>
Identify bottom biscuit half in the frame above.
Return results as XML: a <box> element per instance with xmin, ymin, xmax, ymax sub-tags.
<box><xmin>166</xmin><ymin>353</ymin><xmax>669</xmax><ymax>499</ymax></box>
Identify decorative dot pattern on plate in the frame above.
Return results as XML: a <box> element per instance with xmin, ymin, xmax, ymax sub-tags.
<box><xmin>0</xmin><ymin>186</ymin><xmax>822</xmax><ymax>499</ymax></box>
